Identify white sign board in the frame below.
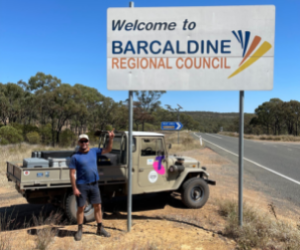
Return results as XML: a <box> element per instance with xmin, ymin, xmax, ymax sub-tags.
<box><xmin>107</xmin><ymin>6</ymin><xmax>275</xmax><ymax>90</ymax></box>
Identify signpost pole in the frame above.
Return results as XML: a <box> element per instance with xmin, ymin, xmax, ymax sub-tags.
<box><xmin>177</xmin><ymin>112</ymin><xmax>180</xmax><ymax>144</ymax></box>
<box><xmin>238</xmin><ymin>91</ymin><xmax>244</xmax><ymax>227</ymax></box>
<box><xmin>127</xmin><ymin>2</ymin><xmax>134</xmax><ymax>233</ymax></box>
<box><xmin>127</xmin><ymin>90</ymin><xmax>133</xmax><ymax>232</ymax></box>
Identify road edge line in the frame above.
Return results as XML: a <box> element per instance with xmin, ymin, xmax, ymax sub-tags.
<box><xmin>193</xmin><ymin>133</ymin><xmax>300</xmax><ymax>186</ymax></box>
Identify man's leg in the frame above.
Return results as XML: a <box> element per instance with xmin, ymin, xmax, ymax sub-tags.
<box><xmin>77</xmin><ymin>206</ymin><xmax>85</xmax><ymax>224</ymax></box>
<box><xmin>75</xmin><ymin>184</ymin><xmax>87</xmax><ymax>241</ymax></box>
<box><xmin>93</xmin><ymin>204</ymin><xmax>110</xmax><ymax>237</ymax></box>
<box><xmin>90</xmin><ymin>184</ymin><xmax>110</xmax><ymax>237</ymax></box>
<box><xmin>93</xmin><ymin>204</ymin><xmax>102</xmax><ymax>224</ymax></box>
<box><xmin>75</xmin><ymin>206</ymin><xmax>85</xmax><ymax>241</ymax></box>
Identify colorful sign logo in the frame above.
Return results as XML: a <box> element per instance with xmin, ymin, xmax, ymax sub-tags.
<box><xmin>153</xmin><ymin>156</ymin><xmax>165</xmax><ymax>175</ymax></box>
<box><xmin>229</xmin><ymin>30</ymin><xmax>272</xmax><ymax>78</ymax></box>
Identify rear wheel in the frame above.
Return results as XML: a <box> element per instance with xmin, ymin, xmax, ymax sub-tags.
<box><xmin>181</xmin><ymin>178</ymin><xmax>209</xmax><ymax>208</ymax></box>
<box><xmin>65</xmin><ymin>194</ymin><xmax>95</xmax><ymax>224</ymax></box>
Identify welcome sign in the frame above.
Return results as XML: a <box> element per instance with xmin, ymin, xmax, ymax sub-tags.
<box><xmin>107</xmin><ymin>6</ymin><xmax>275</xmax><ymax>90</ymax></box>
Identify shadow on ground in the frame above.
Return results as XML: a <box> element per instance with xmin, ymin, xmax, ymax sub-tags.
<box><xmin>0</xmin><ymin>192</ymin><xmax>193</xmax><ymax>234</ymax></box>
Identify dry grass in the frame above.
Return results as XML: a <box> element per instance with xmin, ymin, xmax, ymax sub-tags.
<box><xmin>102</xmin><ymin>242</ymin><xmax>160</xmax><ymax>250</ymax></box>
<box><xmin>217</xmin><ymin>199</ymin><xmax>300</xmax><ymax>250</ymax></box>
<box><xmin>0</xmin><ymin>212</ymin><xmax>13</xmax><ymax>250</ymax></box>
<box><xmin>32</xmin><ymin>211</ymin><xmax>64</xmax><ymax>250</ymax></box>
<box><xmin>219</xmin><ymin>132</ymin><xmax>300</xmax><ymax>142</ymax></box>
<box><xmin>0</xmin><ymin>207</ymin><xmax>20</xmax><ymax>250</ymax></box>
<box><xmin>163</xmin><ymin>131</ymin><xmax>204</xmax><ymax>154</ymax></box>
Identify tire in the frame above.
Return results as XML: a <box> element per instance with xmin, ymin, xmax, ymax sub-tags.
<box><xmin>181</xmin><ymin>178</ymin><xmax>209</xmax><ymax>208</ymax></box>
<box><xmin>65</xmin><ymin>194</ymin><xmax>96</xmax><ymax>224</ymax></box>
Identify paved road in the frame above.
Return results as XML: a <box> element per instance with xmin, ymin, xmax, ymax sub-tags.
<box><xmin>193</xmin><ymin>132</ymin><xmax>300</xmax><ymax>206</ymax></box>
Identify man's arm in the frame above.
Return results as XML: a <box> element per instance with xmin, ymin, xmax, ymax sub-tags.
<box><xmin>101</xmin><ymin>129</ymin><xmax>115</xmax><ymax>155</ymax></box>
<box><xmin>70</xmin><ymin>169</ymin><xmax>81</xmax><ymax>197</ymax></box>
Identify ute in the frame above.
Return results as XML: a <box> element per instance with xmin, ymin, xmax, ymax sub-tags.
<box><xmin>6</xmin><ymin>131</ymin><xmax>215</xmax><ymax>223</ymax></box>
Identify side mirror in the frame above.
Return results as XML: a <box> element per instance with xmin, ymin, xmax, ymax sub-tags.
<box><xmin>168</xmin><ymin>144</ymin><xmax>172</xmax><ymax>149</ymax></box>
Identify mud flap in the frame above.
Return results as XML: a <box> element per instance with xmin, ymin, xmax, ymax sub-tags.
<box><xmin>205</xmin><ymin>179</ymin><xmax>216</xmax><ymax>185</ymax></box>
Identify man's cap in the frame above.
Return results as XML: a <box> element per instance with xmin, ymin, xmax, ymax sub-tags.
<box><xmin>78</xmin><ymin>134</ymin><xmax>89</xmax><ymax>142</ymax></box>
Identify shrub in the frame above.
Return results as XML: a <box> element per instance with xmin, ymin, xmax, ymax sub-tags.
<box><xmin>26</xmin><ymin>132</ymin><xmax>41</xmax><ymax>144</ymax></box>
<box><xmin>87</xmin><ymin>131</ymin><xmax>99</xmax><ymax>145</ymax></box>
<box><xmin>23</xmin><ymin>124</ymin><xmax>39</xmax><ymax>135</ymax></box>
<box><xmin>0</xmin><ymin>126</ymin><xmax>23</xmax><ymax>145</ymax></box>
<box><xmin>9</xmin><ymin>123</ymin><xmax>23</xmax><ymax>135</ymax></box>
<box><xmin>10</xmin><ymin>123</ymin><xmax>39</xmax><ymax>138</ymax></box>
<box><xmin>0</xmin><ymin>138</ymin><xmax>9</xmax><ymax>145</ymax></box>
<box><xmin>59</xmin><ymin>129</ymin><xmax>76</xmax><ymax>147</ymax></box>
<box><xmin>39</xmin><ymin>124</ymin><xmax>52</xmax><ymax>145</ymax></box>
<box><xmin>217</xmin><ymin>199</ymin><xmax>300</xmax><ymax>250</ymax></box>
<box><xmin>105</xmin><ymin>124</ymin><xmax>113</xmax><ymax>131</ymax></box>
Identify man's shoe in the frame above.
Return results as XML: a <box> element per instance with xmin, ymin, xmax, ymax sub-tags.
<box><xmin>74</xmin><ymin>230</ymin><xmax>82</xmax><ymax>241</ymax></box>
<box><xmin>96</xmin><ymin>226</ymin><xmax>111</xmax><ymax>237</ymax></box>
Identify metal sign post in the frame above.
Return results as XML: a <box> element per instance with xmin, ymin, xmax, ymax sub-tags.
<box><xmin>127</xmin><ymin>2</ymin><xmax>134</xmax><ymax>233</ymax></box>
<box><xmin>238</xmin><ymin>91</ymin><xmax>244</xmax><ymax>226</ymax></box>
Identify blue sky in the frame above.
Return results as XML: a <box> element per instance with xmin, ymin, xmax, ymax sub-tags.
<box><xmin>1</xmin><ymin>0</ymin><xmax>299</xmax><ymax>113</ymax></box>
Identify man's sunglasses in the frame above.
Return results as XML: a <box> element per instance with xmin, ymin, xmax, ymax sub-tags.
<box><xmin>79</xmin><ymin>140</ymin><xmax>89</xmax><ymax>143</ymax></box>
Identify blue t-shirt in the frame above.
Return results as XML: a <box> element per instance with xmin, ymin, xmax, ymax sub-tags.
<box><xmin>69</xmin><ymin>148</ymin><xmax>102</xmax><ymax>185</ymax></box>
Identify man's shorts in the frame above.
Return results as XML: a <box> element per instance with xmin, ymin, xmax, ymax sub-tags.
<box><xmin>76</xmin><ymin>182</ymin><xmax>102</xmax><ymax>207</ymax></box>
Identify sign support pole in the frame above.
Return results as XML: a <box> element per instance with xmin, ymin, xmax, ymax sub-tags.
<box><xmin>238</xmin><ymin>90</ymin><xmax>244</xmax><ymax>227</ymax></box>
<box><xmin>127</xmin><ymin>89</ymin><xmax>133</xmax><ymax>232</ymax></box>
<box><xmin>127</xmin><ymin>2</ymin><xmax>134</xmax><ymax>233</ymax></box>
<box><xmin>177</xmin><ymin>112</ymin><xmax>180</xmax><ymax>144</ymax></box>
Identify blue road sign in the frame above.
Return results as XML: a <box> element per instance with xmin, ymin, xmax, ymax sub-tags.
<box><xmin>161</xmin><ymin>122</ymin><xmax>183</xmax><ymax>131</ymax></box>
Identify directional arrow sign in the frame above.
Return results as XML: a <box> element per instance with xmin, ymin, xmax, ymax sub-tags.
<box><xmin>161</xmin><ymin>122</ymin><xmax>183</xmax><ymax>131</ymax></box>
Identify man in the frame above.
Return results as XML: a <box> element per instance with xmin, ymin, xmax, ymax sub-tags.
<box><xmin>69</xmin><ymin>130</ymin><xmax>115</xmax><ymax>241</ymax></box>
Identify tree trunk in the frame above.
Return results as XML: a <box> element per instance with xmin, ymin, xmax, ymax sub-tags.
<box><xmin>142</xmin><ymin>121</ymin><xmax>145</xmax><ymax>131</ymax></box>
<box><xmin>51</xmin><ymin>118</ymin><xmax>55</xmax><ymax>147</ymax></box>
<box><xmin>56</xmin><ymin>130</ymin><xmax>60</xmax><ymax>144</ymax></box>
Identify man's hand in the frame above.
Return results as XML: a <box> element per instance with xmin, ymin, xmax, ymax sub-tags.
<box><xmin>73</xmin><ymin>188</ymin><xmax>81</xmax><ymax>197</ymax></box>
<box><xmin>102</xmin><ymin>129</ymin><xmax>115</xmax><ymax>155</ymax></box>
<box><xmin>108</xmin><ymin>129</ymin><xmax>115</xmax><ymax>141</ymax></box>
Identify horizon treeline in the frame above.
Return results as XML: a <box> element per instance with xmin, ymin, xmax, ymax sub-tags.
<box><xmin>187</xmin><ymin>98</ymin><xmax>300</xmax><ymax>136</ymax></box>
<box><xmin>1</xmin><ymin>73</ymin><xmax>299</xmax><ymax>147</ymax></box>
<box><xmin>0</xmin><ymin>72</ymin><xmax>200</xmax><ymax>146</ymax></box>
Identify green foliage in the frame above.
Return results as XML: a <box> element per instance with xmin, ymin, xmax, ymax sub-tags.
<box><xmin>26</xmin><ymin>131</ymin><xmax>40</xmax><ymax>144</ymax></box>
<box><xmin>3</xmin><ymin>72</ymin><xmax>300</xmax><ymax>139</ymax></box>
<box><xmin>10</xmin><ymin>123</ymin><xmax>39</xmax><ymax>137</ymax></box>
<box><xmin>254</xmin><ymin>98</ymin><xmax>300</xmax><ymax>135</ymax></box>
<box><xmin>105</xmin><ymin>124</ymin><xmax>113</xmax><ymax>131</ymax></box>
<box><xmin>87</xmin><ymin>131</ymin><xmax>99</xmax><ymax>145</ymax></box>
<box><xmin>0</xmin><ymin>138</ymin><xmax>9</xmax><ymax>145</ymax></box>
<box><xmin>184</xmin><ymin>111</ymin><xmax>239</xmax><ymax>133</ymax></box>
<box><xmin>59</xmin><ymin>129</ymin><xmax>76</xmax><ymax>147</ymax></box>
<box><xmin>0</xmin><ymin>126</ymin><xmax>23</xmax><ymax>144</ymax></box>
<box><xmin>39</xmin><ymin>123</ymin><xmax>52</xmax><ymax>145</ymax></box>
<box><xmin>143</xmin><ymin>123</ymin><xmax>157</xmax><ymax>131</ymax></box>
<box><xmin>134</xmin><ymin>91</ymin><xmax>166</xmax><ymax>131</ymax></box>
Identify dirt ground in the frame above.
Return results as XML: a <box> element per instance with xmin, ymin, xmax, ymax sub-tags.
<box><xmin>1</xmin><ymin>147</ymin><xmax>300</xmax><ymax>250</ymax></box>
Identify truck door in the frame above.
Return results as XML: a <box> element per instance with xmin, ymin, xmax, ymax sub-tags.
<box><xmin>138</xmin><ymin>137</ymin><xmax>167</xmax><ymax>187</ymax></box>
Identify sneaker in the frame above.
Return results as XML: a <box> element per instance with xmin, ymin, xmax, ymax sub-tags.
<box><xmin>74</xmin><ymin>229</ymin><xmax>82</xmax><ymax>241</ymax></box>
<box><xmin>96</xmin><ymin>226</ymin><xmax>111</xmax><ymax>237</ymax></box>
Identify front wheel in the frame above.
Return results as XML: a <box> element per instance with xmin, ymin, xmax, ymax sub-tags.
<box><xmin>65</xmin><ymin>194</ymin><xmax>95</xmax><ymax>224</ymax></box>
<box><xmin>181</xmin><ymin>178</ymin><xmax>209</xmax><ymax>208</ymax></box>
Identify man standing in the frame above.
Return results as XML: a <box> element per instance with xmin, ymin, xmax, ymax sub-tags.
<box><xmin>69</xmin><ymin>131</ymin><xmax>115</xmax><ymax>241</ymax></box>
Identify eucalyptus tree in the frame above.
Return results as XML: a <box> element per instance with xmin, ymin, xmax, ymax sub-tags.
<box><xmin>0</xmin><ymin>83</ymin><xmax>25</xmax><ymax>125</ymax></box>
<box><xmin>72</xmin><ymin>84</ymin><xmax>103</xmax><ymax>134</ymax></box>
<box><xmin>290</xmin><ymin>100</ymin><xmax>300</xmax><ymax>136</ymax></box>
<box><xmin>134</xmin><ymin>91</ymin><xmax>166</xmax><ymax>131</ymax></box>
